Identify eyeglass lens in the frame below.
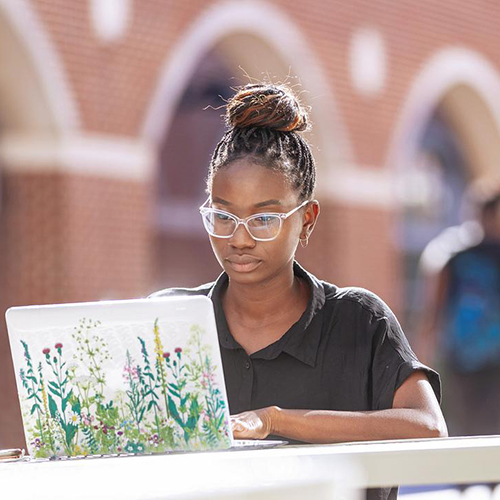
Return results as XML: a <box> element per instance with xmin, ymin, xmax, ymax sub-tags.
<box><xmin>201</xmin><ymin>211</ymin><xmax>282</xmax><ymax>240</ymax></box>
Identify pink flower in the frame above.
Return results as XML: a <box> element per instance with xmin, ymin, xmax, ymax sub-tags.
<box><xmin>163</xmin><ymin>352</ymin><xmax>170</xmax><ymax>359</ymax></box>
<box><xmin>55</xmin><ymin>343</ymin><xmax>63</xmax><ymax>350</ymax></box>
<box><xmin>175</xmin><ymin>347</ymin><xmax>182</xmax><ymax>354</ymax></box>
<box><xmin>123</xmin><ymin>365</ymin><xmax>139</xmax><ymax>381</ymax></box>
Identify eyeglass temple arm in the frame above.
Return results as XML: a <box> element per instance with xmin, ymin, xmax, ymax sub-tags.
<box><xmin>282</xmin><ymin>199</ymin><xmax>311</xmax><ymax>219</ymax></box>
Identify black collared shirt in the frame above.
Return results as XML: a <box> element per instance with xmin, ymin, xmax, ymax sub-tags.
<box><xmin>151</xmin><ymin>262</ymin><xmax>441</xmax><ymax>417</ymax></box>
<box><xmin>152</xmin><ymin>262</ymin><xmax>441</xmax><ymax>500</ymax></box>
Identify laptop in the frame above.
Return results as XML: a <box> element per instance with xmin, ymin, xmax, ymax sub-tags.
<box><xmin>6</xmin><ymin>296</ymin><xmax>285</xmax><ymax>459</ymax></box>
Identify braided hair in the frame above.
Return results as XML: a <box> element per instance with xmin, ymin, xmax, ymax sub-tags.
<box><xmin>207</xmin><ymin>83</ymin><xmax>316</xmax><ymax>201</ymax></box>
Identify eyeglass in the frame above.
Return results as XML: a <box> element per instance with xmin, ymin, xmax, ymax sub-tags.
<box><xmin>199</xmin><ymin>198</ymin><xmax>310</xmax><ymax>242</ymax></box>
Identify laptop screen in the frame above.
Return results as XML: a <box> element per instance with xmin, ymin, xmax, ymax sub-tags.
<box><xmin>6</xmin><ymin>296</ymin><xmax>233</xmax><ymax>458</ymax></box>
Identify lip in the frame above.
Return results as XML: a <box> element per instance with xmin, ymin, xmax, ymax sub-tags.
<box><xmin>225</xmin><ymin>255</ymin><xmax>262</xmax><ymax>273</ymax></box>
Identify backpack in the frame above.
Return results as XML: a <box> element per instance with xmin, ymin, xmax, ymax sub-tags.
<box><xmin>445</xmin><ymin>247</ymin><xmax>500</xmax><ymax>372</ymax></box>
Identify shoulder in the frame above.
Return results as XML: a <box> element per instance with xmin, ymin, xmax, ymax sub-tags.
<box><xmin>419</xmin><ymin>222</ymin><xmax>482</xmax><ymax>275</ymax></box>
<box><xmin>297</xmin><ymin>262</ymin><xmax>391</xmax><ymax>321</ymax></box>
<box><xmin>321</xmin><ymin>280</ymin><xmax>408</xmax><ymax>350</ymax></box>
<box><xmin>322</xmin><ymin>281</ymin><xmax>393</xmax><ymax>321</ymax></box>
<box><xmin>149</xmin><ymin>281</ymin><xmax>216</xmax><ymax>299</ymax></box>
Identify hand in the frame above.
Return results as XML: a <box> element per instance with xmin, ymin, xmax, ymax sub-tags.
<box><xmin>231</xmin><ymin>407</ymin><xmax>277</xmax><ymax>440</ymax></box>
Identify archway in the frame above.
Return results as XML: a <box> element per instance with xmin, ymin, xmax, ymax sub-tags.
<box><xmin>0</xmin><ymin>0</ymin><xmax>78</xmax><ymax>133</ymax></box>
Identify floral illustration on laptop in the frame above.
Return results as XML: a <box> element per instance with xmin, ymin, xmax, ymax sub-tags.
<box><xmin>18</xmin><ymin>319</ymin><xmax>231</xmax><ymax>458</ymax></box>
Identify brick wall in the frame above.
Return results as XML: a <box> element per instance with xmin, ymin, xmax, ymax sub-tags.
<box><xmin>1</xmin><ymin>0</ymin><xmax>499</xmax><ymax>447</ymax></box>
<box><xmin>28</xmin><ymin>0</ymin><xmax>500</xmax><ymax>159</ymax></box>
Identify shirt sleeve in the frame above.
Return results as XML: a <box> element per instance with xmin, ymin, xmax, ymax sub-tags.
<box><xmin>371</xmin><ymin>308</ymin><xmax>442</xmax><ymax>410</ymax></box>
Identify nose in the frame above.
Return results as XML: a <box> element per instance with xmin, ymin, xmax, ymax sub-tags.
<box><xmin>228</xmin><ymin>221</ymin><xmax>256</xmax><ymax>248</ymax></box>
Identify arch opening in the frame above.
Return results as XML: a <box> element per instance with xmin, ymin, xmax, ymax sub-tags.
<box><xmin>0</xmin><ymin>0</ymin><xmax>78</xmax><ymax>134</ymax></box>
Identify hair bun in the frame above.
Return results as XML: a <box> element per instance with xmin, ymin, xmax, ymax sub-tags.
<box><xmin>226</xmin><ymin>83</ymin><xmax>309</xmax><ymax>132</ymax></box>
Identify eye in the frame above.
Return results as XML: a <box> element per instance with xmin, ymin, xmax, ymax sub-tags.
<box><xmin>253</xmin><ymin>214</ymin><xmax>276</xmax><ymax>224</ymax></box>
<box><xmin>215</xmin><ymin>212</ymin><xmax>232</xmax><ymax>222</ymax></box>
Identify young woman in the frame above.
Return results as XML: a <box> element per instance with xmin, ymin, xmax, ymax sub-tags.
<box><xmin>153</xmin><ymin>83</ymin><xmax>447</xmax><ymax>499</ymax></box>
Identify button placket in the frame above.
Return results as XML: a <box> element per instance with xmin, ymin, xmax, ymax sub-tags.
<box><xmin>239</xmin><ymin>353</ymin><xmax>253</xmax><ymax>410</ymax></box>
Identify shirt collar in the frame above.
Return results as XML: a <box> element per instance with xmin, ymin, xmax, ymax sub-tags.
<box><xmin>208</xmin><ymin>261</ymin><xmax>326</xmax><ymax>367</ymax></box>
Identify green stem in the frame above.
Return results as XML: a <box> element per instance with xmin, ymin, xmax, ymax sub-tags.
<box><xmin>159</xmin><ymin>362</ymin><xmax>169</xmax><ymax>419</ymax></box>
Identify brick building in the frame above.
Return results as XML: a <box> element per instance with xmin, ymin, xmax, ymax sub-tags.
<box><xmin>0</xmin><ymin>0</ymin><xmax>499</xmax><ymax>447</ymax></box>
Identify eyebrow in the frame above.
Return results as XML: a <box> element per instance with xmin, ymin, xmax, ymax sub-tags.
<box><xmin>212</xmin><ymin>197</ymin><xmax>283</xmax><ymax>209</ymax></box>
<box><xmin>254</xmin><ymin>199</ymin><xmax>283</xmax><ymax>208</ymax></box>
<box><xmin>211</xmin><ymin>197</ymin><xmax>231</xmax><ymax>206</ymax></box>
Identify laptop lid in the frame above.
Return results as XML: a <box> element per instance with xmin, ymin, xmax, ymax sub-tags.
<box><xmin>6</xmin><ymin>296</ymin><xmax>233</xmax><ymax>459</ymax></box>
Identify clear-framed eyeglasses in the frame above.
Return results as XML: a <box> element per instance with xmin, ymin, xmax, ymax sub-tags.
<box><xmin>199</xmin><ymin>198</ymin><xmax>310</xmax><ymax>242</ymax></box>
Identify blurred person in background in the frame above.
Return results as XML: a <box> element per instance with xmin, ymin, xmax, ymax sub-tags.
<box><xmin>152</xmin><ymin>82</ymin><xmax>447</xmax><ymax>500</ymax></box>
<box><xmin>417</xmin><ymin>181</ymin><xmax>500</xmax><ymax>436</ymax></box>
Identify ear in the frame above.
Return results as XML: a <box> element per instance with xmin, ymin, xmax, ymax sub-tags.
<box><xmin>300</xmin><ymin>200</ymin><xmax>320</xmax><ymax>240</ymax></box>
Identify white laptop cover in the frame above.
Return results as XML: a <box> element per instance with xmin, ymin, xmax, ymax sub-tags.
<box><xmin>6</xmin><ymin>296</ymin><xmax>234</xmax><ymax>458</ymax></box>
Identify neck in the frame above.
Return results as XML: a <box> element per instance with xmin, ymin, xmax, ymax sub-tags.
<box><xmin>223</xmin><ymin>262</ymin><xmax>302</xmax><ymax>320</ymax></box>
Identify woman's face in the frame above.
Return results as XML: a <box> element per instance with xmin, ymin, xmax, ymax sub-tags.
<box><xmin>209</xmin><ymin>158</ymin><xmax>315</xmax><ymax>286</ymax></box>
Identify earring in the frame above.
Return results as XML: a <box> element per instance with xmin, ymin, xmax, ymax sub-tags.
<box><xmin>300</xmin><ymin>237</ymin><xmax>309</xmax><ymax>248</ymax></box>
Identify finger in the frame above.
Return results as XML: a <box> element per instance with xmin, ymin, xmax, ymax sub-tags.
<box><xmin>232</xmin><ymin>422</ymin><xmax>244</xmax><ymax>432</ymax></box>
<box><xmin>232</xmin><ymin>424</ymin><xmax>248</xmax><ymax>439</ymax></box>
<box><xmin>230</xmin><ymin>417</ymin><xmax>244</xmax><ymax>431</ymax></box>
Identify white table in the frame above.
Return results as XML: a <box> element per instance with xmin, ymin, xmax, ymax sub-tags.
<box><xmin>2</xmin><ymin>436</ymin><xmax>500</xmax><ymax>500</ymax></box>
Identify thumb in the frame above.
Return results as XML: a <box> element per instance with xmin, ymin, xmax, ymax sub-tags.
<box><xmin>231</xmin><ymin>419</ymin><xmax>244</xmax><ymax>431</ymax></box>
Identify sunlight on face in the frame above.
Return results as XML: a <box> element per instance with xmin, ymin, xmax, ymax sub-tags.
<box><xmin>209</xmin><ymin>159</ymin><xmax>305</xmax><ymax>285</ymax></box>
